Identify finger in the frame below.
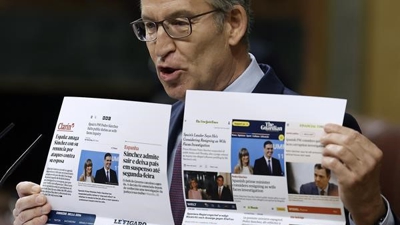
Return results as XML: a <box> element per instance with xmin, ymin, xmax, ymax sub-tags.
<box><xmin>321</xmin><ymin>155</ymin><xmax>351</xmax><ymax>183</ymax></box>
<box><xmin>323</xmin><ymin>143</ymin><xmax>379</xmax><ymax>178</ymax></box>
<box><xmin>14</xmin><ymin>194</ymin><xmax>47</xmax><ymax>217</ymax></box>
<box><xmin>320</xmin><ymin>154</ymin><xmax>372</xmax><ymax>187</ymax></box>
<box><xmin>322</xmin><ymin>124</ymin><xmax>363</xmax><ymax>153</ymax></box>
<box><xmin>16</xmin><ymin>182</ymin><xmax>41</xmax><ymax>198</ymax></box>
<box><xmin>322</xmin><ymin>124</ymin><xmax>382</xmax><ymax>159</ymax></box>
<box><xmin>322</xmin><ymin>139</ymin><xmax>362</xmax><ymax>163</ymax></box>
<box><xmin>322</xmin><ymin>140</ymin><xmax>373</xmax><ymax>168</ymax></box>
<box><xmin>13</xmin><ymin>201</ymin><xmax>51</xmax><ymax>225</ymax></box>
<box><xmin>323</xmin><ymin>123</ymin><xmax>355</xmax><ymax>135</ymax></box>
<box><xmin>322</xmin><ymin>126</ymin><xmax>382</xmax><ymax>182</ymax></box>
<box><xmin>14</xmin><ymin>214</ymin><xmax>49</xmax><ymax>225</ymax></box>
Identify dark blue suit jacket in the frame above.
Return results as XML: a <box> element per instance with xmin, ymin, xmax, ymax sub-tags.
<box><xmin>300</xmin><ymin>182</ymin><xmax>339</xmax><ymax>196</ymax></box>
<box><xmin>253</xmin><ymin>156</ymin><xmax>283</xmax><ymax>176</ymax></box>
<box><xmin>94</xmin><ymin>168</ymin><xmax>118</xmax><ymax>185</ymax></box>
<box><xmin>168</xmin><ymin>63</ymin><xmax>399</xmax><ymax>225</ymax></box>
<box><xmin>210</xmin><ymin>186</ymin><xmax>234</xmax><ymax>202</ymax></box>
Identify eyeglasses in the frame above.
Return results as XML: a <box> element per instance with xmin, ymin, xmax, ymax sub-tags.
<box><xmin>130</xmin><ymin>9</ymin><xmax>221</xmax><ymax>42</ymax></box>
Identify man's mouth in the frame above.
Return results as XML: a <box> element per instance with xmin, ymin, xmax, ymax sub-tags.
<box><xmin>160</xmin><ymin>67</ymin><xmax>177</xmax><ymax>74</ymax></box>
<box><xmin>158</xmin><ymin>66</ymin><xmax>181</xmax><ymax>82</ymax></box>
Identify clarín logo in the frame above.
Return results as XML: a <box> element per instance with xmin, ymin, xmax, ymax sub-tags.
<box><xmin>57</xmin><ymin>123</ymin><xmax>75</xmax><ymax>132</ymax></box>
<box><xmin>260</xmin><ymin>122</ymin><xmax>283</xmax><ymax>132</ymax></box>
<box><xmin>114</xmin><ymin>219</ymin><xmax>147</xmax><ymax>225</ymax></box>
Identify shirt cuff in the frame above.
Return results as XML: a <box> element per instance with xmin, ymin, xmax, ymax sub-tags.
<box><xmin>348</xmin><ymin>195</ymin><xmax>395</xmax><ymax>225</ymax></box>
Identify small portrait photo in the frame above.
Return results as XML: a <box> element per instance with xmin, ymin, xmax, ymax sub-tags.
<box><xmin>287</xmin><ymin>162</ymin><xmax>338</xmax><ymax>196</ymax></box>
<box><xmin>183</xmin><ymin>171</ymin><xmax>209</xmax><ymax>201</ymax></box>
<box><xmin>183</xmin><ymin>171</ymin><xmax>234</xmax><ymax>202</ymax></box>
<box><xmin>231</xmin><ymin>120</ymin><xmax>285</xmax><ymax>177</ymax></box>
<box><xmin>232</xmin><ymin>147</ymin><xmax>253</xmax><ymax>175</ymax></box>
<box><xmin>231</xmin><ymin>140</ymin><xmax>285</xmax><ymax>176</ymax></box>
<box><xmin>77</xmin><ymin>150</ymin><xmax>119</xmax><ymax>186</ymax></box>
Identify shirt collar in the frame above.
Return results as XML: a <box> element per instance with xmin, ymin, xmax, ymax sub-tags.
<box><xmin>318</xmin><ymin>186</ymin><xmax>329</xmax><ymax>195</ymax></box>
<box><xmin>224</xmin><ymin>53</ymin><xmax>264</xmax><ymax>93</ymax></box>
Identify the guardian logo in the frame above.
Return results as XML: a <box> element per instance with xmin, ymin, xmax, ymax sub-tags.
<box><xmin>260</xmin><ymin>122</ymin><xmax>283</xmax><ymax>132</ymax></box>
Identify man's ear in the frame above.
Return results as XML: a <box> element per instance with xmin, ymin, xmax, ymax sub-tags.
<box><xmin>226</xmin><ymin>5</ymin><xmax>248</xmax><ymax>46</ymax></box>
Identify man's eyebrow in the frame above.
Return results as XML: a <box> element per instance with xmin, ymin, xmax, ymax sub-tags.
<box><xmin>142</xmin><ymin>9</ymin><xmax>195</xmax><ymax>21</ymax></box>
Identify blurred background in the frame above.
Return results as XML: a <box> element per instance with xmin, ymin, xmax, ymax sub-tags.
<box><xmin>1</xmin><ymin>0</ymin><xmax>399</xmax><ymax>223</ymax></box>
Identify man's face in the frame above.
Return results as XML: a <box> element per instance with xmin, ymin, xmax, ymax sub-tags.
<box><xmin>141</xmin><ymin>0</ymin><xmax>237</xmax><ymax>100</ymax></box>
<box><xmin>263</xmin><ymin>144</ymin><xmax>273</xmax><ymax>158</ymax></box>
<box><xmin>314</xmin><ymin>168</ymin><xmax>330</xmax><ymax>189</ymax></box>
<box><xmin>216</xmin><ymin>177</ymin><xmax>224</xmax><ymax>187</ymax></box>
<box><xmin>104</xmin><ymin>156</ymin><xmax>112</xmax><ymax>170</ymax></box>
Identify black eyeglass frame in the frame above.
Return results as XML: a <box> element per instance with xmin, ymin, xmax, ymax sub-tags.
<box><xmin>130</xmin><ymin>9</ymin><xmax>222</xmax><ymax>42</ymax></box>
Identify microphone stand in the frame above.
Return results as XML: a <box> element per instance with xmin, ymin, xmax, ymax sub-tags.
<box><xmin>0</xmin><ymin>123</ymin><xmax>15</xmax><ymax>141</ymax></box>
<box><xmin>0</xmin><ymin>134</ymin><xmax>42</xmax><ymax>188</ymax></box>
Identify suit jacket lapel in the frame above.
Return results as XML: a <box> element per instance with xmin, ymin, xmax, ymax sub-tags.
<box><xmin>252</xmin><ymin>64</ymin><xmax>285</xmax><ymax>94</ymax></box>
<box><xmin>312</xmin><ymin>184</ymin><xmax>319</xmax><ymax>195</ymax></box>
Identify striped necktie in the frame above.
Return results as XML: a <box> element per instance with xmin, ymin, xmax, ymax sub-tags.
<box><xmin>169</xmin><ymin>142</ymin><xmax>185</xmax><ymax>225</ymax></box>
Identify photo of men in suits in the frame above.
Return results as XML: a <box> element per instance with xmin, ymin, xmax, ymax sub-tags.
<box><xmin>300</xmin><ymin>164</ymin><xmax>338</xmax><ymax>196</ymax></box>
<box><xmin>210</xmin><ymin>175</ymin><xmax>233</xmax><ymax>201</ymax></box>
<box><xmin>253</xmin><ymin>140</ymin><xmax>284</xmax><ymax>176</ymax></box>
<box><xmin>94</xmin><ymin>152</ymin><xmax>118</xmax><ymax>185</ymax></box>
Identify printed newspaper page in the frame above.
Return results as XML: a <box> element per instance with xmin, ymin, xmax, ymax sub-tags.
<box><xmin>181</xmin><ymin>90</ymin><xmax>347</xmax><ymax>225</ymax></box>
<box><xmin>40</xmin><ymin>97</ymin><xmax>174</xmax><ymax>225</ymax></box>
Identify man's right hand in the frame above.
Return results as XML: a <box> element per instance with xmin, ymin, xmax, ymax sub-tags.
<box><xmin>13</xmin><ymin>182</ymin><xmax>52</xmax><ymax>225</ymax></box>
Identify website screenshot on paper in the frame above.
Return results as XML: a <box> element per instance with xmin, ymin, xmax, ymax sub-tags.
<box><xmin>181</xmin><ymin>90</ymin><xmax>347</xmax><ymax>225</ymax></box>
<box><xmin>40</xmin><ymin>97</ymin><xmax>174</xmax><ymax>225</ymax></box>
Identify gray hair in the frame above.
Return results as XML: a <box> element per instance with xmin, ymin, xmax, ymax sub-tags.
<box><xmin>138</xmin><ymin>0</ymin><xmax>253</xmax><ymax>47</ymax></box>
<box><xmin>205</xmin><ymin>0</ymin><xmax>253</xmax><ymax>47</ymax></box>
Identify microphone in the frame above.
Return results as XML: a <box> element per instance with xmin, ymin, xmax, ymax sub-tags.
<box><xmin>0</xmin><ymin>134</ymin><xmax>42</xmax><ymax>188</ymax></box>
<box><xmin>0</xmin><ymin>123</ymin><xmax>15</xmax><ymax>141</ymax></box>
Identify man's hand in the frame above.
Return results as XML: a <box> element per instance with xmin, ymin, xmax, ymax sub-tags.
<box><xmin>13</xmin><ymin>182</ymin><xmax>51</xmax><ymax>225</ymax></box>
<box><xmin>321</xmin><ymin>123</ymin><xmax>386</xmax><ymax>225</ymax></box>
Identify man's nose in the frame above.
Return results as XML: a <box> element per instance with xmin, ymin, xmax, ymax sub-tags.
<box><xmin>154</xmin><ymin>24</ymin><xmax>176</xmax><ymax>59</ymax></box>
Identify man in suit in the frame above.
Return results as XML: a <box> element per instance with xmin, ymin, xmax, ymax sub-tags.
<box><xmin>12</xmin><ymin>1</ymin><xmax>398</xmax><ymax>225</ymax></box>
<box><xmin>300</xmin><ymin>164</ymin><xmax>338</xmax><ymax>196</ymax></box>
<box><xmin>253</xmin><ymin>140</ymin><xmax>283</xmax><ymax>176</ymax></box>
<box><xmin>211</xmin><ymin>175</ymin><xmax>233</xmax><ymax>201</ymax></box>
<box><xmin>94</xmin><ymin>153</ymin><xmax>118</xmax><ymax>185</ymax></box>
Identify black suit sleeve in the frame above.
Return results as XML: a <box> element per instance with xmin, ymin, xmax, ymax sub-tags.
<box><xmin>94</xmin><ymin>169</ymin><xmax>102</xmax><ymax>183</ymax></box>
<box><xmin>274</xmin><ymin>158</ymin><xmax>283</xmax><ymax>176</ymax></box>
<box><xmin>111</xmin><ymin>169</ymin><xmax>118</xmax><ymax>185</ymax></box>
<box><xmin>343</xmin><ymin>113</ymin><xmax>361</xmax><ymax>133</ymax></box>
